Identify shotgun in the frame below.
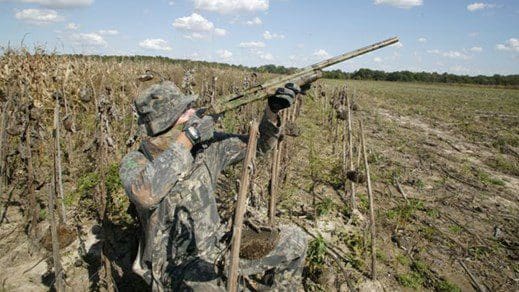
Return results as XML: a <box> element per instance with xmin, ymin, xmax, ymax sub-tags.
<box><xmin>209</xmin><ymin>36</ymin><xmax>399</xmax><ymax>114</ymax></box>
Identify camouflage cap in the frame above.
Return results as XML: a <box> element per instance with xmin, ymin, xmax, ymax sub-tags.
<box><xmin>135</xmin><ymin>81</ymin><xmax>197</xmax><ymax>136</ymax></box>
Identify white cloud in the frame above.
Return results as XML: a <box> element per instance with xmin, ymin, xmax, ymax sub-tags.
<box><xmin>193</xmin><ymin>0</ymin><xmax>269</xmax><ymax>14</ymax></box>
<box><xmin>495</xmin><ymin>38</ymin><xmax>519</xmax><ymax>52</ymax></box>
<box><xmin>374</xmin><ymin>0</ymin><xmax>423</xmax><ymax>9</ymax></box>
<box><xmin>450</xmin><ymin>65</ymin><xmax>470</xmax><ymax>73</ymax></box>
<box><xmin>216</xmin><ymin>49</ymin><xmax>233</xmax><ymax>60</ymax></box>
<box><xmin>99</xmin><ymin>29</ymin><xmax>118</xmax><ymax>35</ymax></box>
<box><xmin>189</xmin><ymin>52</ymin><xmax>200</xmax><ymax>60</ymax></box>
<box><xmin>15</xmin><ymin>8</ymin><xmax>63</xmax><ymax>24</ymax></box>
<box><xmin>246</xmin><ymin>17</ymin><xmax>262</xmax><ymax>25</ymax></box>
<box><xmin>168</xmin><ymin>1</ymin><xmax>174</xmax><ymax>5</ymax></box>
<box><xmin>373</xmin><ymin>57</ymin><xmax>382</xmax><ymax>63</ymax></box>
<box><xmin>418</xmin><ymin>37</ymin><xmax>427</xmax><ymax>43</ymax></box>
<box><xmin>442</xmin><ymin>51</ymin><xmax>470</xmax><ymax>60</ymax></box>
<box><xmin>214</xmin><ymin>28</ymin><xmax>227</xmax><ymax>36</ymax></box>
<box><xmin>15</xmin><ymin>0</ymin><xmax>93</xmax><ymax>8</ymax></box>
<box><xmin>172</xmin><ymin>13</ymin><xmax>226</xmax><ymax>39</ymax></box>
<box><xmin>238</xmin><ymin>41</ymin><xmax>265</xmax><ymax>48</ymax></box>
<box><xmin>391</xmin><ymin>42</ymin><xmax>404</xmax><ymax>48</ymax></box>
<box><xmin>263</xmin><ymin>30</ymin><xmax>284</xmax><ymax>40</ymax></box>
<box><xmin>313</xmin><ymin>49</ymin><xmax>330</xmax><ymax>58</ymax></box>
<box><xmin>184</xmin><ymin>33</ymin><xmax>206</xmax><ymax>40</ymax></box>
<box><xmin>470</xmin><ymin>46</ymin><xmax>483</xmax><ymax>52</ymax></box>
<box><xmin>66</xmin><ymin>22</ymin><xmax>78</xmax><ymax>30</ymax></box>
<box><xmin>173</xmin><ymin>13</ymin><xmax>214</xmax><ymax>31</ymax></box>
<box><xmin>428</xmin><ymin>49</ymin><xmax>471</xmax><ymax>60</ymax></box>
<box><xmin>258</xmin><ymin>51</ymin><xmax>273</xmax><ymax>61</ymax></box>
<box><xmin>468</xmin><ymin>32</ymin><xmax>479</xmax><ymax>37</ymax></box>
<box><xmin>285</xmin><ymin>54</ymin><xmax>309</xmax><ymax>67</ymax></box>
<box><xmin>467</xmin><ymin>2</ymin><xmax>496</xmax><ymax>12</ymax></box>
<box><xmin>71</xmin><ymin>32</ymin><xmax>106</xmax><ymax>46</ymax></box>
<box><xmin>139</xmin><ymin>38</ymin><xmax>172</xmax><ymax>51</ymax></box>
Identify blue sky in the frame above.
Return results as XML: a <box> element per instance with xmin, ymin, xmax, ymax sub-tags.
<box><xmin>1</xmin><ymin>0</ymin><xmax>518</xmax><ymax>75</ymax></box>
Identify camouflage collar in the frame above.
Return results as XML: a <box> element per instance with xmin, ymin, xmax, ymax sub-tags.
<box><xmin>139</xmin><ymin>129</ymin><xmax>181</xmax><ymax>161</ymax></box>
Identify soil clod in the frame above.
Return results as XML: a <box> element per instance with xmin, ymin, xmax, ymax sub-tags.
<box><xmin>346</xmin><ymin>170</ymin><xmax>366</xmax><ymax>184</ymax></box>
<box><xmin>239</xmin><ymin>227</ymin><xmax>279</xmax><ymax>260</ymax></box>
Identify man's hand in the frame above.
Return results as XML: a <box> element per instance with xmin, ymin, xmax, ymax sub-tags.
<box><xmin>183</xmin><ymin>115</ymin><xmax>215</xmax><ymax>145</ymax></box>
<box><xmin>268</xmin><ymin>83</ymin><xmax>301</xmax><ymax>113</ymax></box>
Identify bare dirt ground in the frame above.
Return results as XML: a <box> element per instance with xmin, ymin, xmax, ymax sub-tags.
<box><xmin>264</xmin><ymin>80</ymin><xmax>518</xmax><ymax>291</ymax></box>
<box><xmin>369</xmin><ymin>107</ymin><xmax>518</xmax><ymax>290</ymax></box>
<box><xmin>280</xmin><ymin>80</ymin><xmax>518</xmax><ymax>291</ymax></box>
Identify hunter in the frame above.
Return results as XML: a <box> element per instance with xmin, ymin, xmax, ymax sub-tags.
<box><xmin>119</xmin><ymin>80</ymin><xmax>308</xmax><ymax>291</ymax></box>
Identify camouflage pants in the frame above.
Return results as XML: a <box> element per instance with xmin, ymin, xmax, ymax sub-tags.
<box><xmin>172</xmin><ymin>225</ymin><xmax>308</xmax><ymax>291</ymax></box>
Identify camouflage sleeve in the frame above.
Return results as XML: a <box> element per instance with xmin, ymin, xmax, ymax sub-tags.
<box><xmin>257</xmin><ymin>108</ymin><xmax>282</xmax><ymax>154</ymax></box>
<box><xmin>207</xmin><ymin>108</ymin><xmax>281</xmax><ymax>174</ymax></box>
<box><xmin>119</xmin><ymin>143</ymin><xmax>194</xmax><ymax>210</ymax></box>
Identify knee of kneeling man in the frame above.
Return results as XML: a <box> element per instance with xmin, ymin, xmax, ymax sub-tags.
<box><xmin>279</xmin><ymin>225</ymin><xmax>309</xmax><ymax>258</ymax></box>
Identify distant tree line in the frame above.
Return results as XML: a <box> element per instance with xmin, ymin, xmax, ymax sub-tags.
<box><xmin>250</xmin><ymin>64</ymin><xmax>297</xmax><ymax>75</ymax></box>
<box><xmin>248</xmin><ymin>65</ymin><xmax>519</xmax><ymax>87</ymax></box>
<box><xmin>322</xmin><ymin>68</ymin><xmax>519</xmax><ymax>87</ymax></box>
<box><xmin>62</xmin><ymin>54</ymin><xmax>519</xmax><ymax>87</ymax></box>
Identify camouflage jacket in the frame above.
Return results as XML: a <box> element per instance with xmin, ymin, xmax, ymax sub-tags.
<box><xmin>119</xmin><ymin>110</ymin><xmax>281</xmax><ymax>290</ymax></box>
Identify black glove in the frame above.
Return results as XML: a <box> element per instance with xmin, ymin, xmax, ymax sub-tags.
<box><xmin>183</xmin><ymin>115</ymin><xmax>214</xmax><ymax>145</ymax></box>
<box><xmin>300</xmin><ymin>83</ymin><xmax>311</xmax><ymax>95</ymax></box>
<box><xmin>268</xmin><ymin>83</ymin><xmax>300</xmax><ymax>113</ymax></box>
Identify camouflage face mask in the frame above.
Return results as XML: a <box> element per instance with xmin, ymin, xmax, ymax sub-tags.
<box><xmin>135</xmin><ymin>81</ymin><xmax>197</xmax><ymax>136</ymax></box>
